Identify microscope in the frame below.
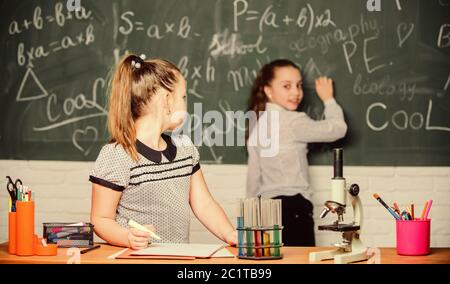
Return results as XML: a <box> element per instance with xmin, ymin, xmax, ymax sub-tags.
<box><xmin>309</xmin><ymin>148</ymin><xmax>368</xmax><ymax>264</ymax></box>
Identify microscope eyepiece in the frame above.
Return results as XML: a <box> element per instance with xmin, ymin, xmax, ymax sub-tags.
<box><xmin>333</xmin><ymin>148</ymin><xmax>343</xmax><ymax>178</ymax></box>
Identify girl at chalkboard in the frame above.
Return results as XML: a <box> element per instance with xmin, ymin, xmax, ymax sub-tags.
<box><xmin>90</xmin><ymin>54</ymin><xmax>237</xmax><ymax>249</ymax></box>
<box><xmin>246</xmin><ymin>59</ymin><xmax>347</xmax><ymax>246</ymax></box>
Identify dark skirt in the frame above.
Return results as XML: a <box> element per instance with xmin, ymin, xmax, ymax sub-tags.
<box><xmin>272</xmin><ymin>193</ymin><xmax>316</xmax><ymax>247</ymax></box>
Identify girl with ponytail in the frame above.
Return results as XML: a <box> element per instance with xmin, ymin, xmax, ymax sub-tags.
<box><xmin>90</xmin><ymin>54</ymin><xmax>236</xmax><ymax>249</ymax></box>
<box><xmin>246</xmin><ymin>59</ymin><xmax>348</xmax><ymax>246</ymax></box>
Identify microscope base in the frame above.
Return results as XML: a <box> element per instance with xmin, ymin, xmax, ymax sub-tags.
<box><xmin>309</xmin><ymin>237</ymin><xmax>368</xmax><ymax>264</ymax></box>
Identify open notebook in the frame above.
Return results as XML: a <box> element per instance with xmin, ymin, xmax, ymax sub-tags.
<box><xmin>115</xmin><ymin>243</ymin><xmax>235</xmax><ymax>260</ymax></box>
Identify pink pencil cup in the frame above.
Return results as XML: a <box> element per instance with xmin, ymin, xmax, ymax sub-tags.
<box><xmin>396</xmin><ymin>219</ymin><xmax>430</xmax><ymax>256</ymax></box>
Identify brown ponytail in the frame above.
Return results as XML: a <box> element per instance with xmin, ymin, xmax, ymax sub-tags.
<box><xmin>107</xmin><ymin>54</ymin><xmax>181</xmax><ymax>161</ymax></box>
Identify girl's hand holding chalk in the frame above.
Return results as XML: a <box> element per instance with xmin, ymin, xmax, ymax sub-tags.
<box><xmin>315</xmin><ymin>76</ymin><xmax>334</xmax><ymax>102</ymax></box>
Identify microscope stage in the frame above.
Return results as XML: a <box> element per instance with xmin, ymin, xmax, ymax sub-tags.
<box><xmin>318</xmin><ymin>224</ymin><xmax>360</xmax><ymax>232</ymax></box>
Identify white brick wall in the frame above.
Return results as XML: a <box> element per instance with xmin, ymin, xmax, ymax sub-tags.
<box><xmin>1</xmin><ymin>160</ymin><xmax>449</xmax><ymax>248</ymax></box>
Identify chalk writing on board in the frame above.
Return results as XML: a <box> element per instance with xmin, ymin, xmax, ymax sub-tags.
<box><xmin>119</xmin><ymin>11</ymin><xmax>195</xmax><ymax>40</ymax></box>
<box><xmin>437</xmin><ymin>24</ymin><xmax>450</xmax><ymax>48</ymax></box>
<box><xmin>209</xmin><ymin>30</ymin><xmax>267</xmax><ymax>58</ymax></box>
<box><xmin>16</xmin><ymin>68</ymin><xmax>49</xmax><ymax>102</ymax></box>
<box><xmin>353</xmin><ymin>74</ymin><xmax>417</xmax><ymax>101</ymax></box>
<box><xmin>72</xmin><ymin>126</ymin><xmax>98</xmax><ymax>156</ymax></box>
<box><xmin>233</xmin><ymin>0</ymin><xmax>336</xmax><ymax>34</ymax></box>
<box><xmin>32</xmin><ymin>76</ymin><xmax>107</xmax><ymax>132</ymax></box>
<box><xmin>8</xmin><ymin>2</ymin><xmax>91</xmax><ymax>36</ymax></box>
<box><xmin>366</xmin><ymin>99</ymin><xmax>450</xmax><ymax>132</ymax></box>
<box><xmin>290</xmin><ymin>14</ymin><xmax>379</xmax><ymax>57</ymax></box>
<box><xmin>397</xmin><ymin>22</ymin><xmax>414</xmax><ymax>48</ymax></box>
<box><xmin>1</xmin><ymin>0</ymin><xmax>449</xmax><ymax>165</ymax></box>
<box><xmin>16</xmin><ymin>24</ymin><xmax>95</xmax><ymax>68</ymax></box>
<box><xmin>15</xmin><ymin>67</ymin><xmax>107</xmax><ymax>153</ymax></box>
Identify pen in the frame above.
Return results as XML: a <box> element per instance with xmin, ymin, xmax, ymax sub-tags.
<box><xmin>24</xmin><ymin>186</ymin><xmax>30</xmax><ymax>202</ymax></box>
<box><xmin>406</xmin><ymin>206</ymin><xmax>412</xmax><ymax>216</ymax></box>
<box><xmin>128</xmin><ymin>219</ymin><xmax>161</xmax><ymax>240</ymax></box>
<box><xmin>411</xmin><ymin>202</ymin><xmax>415</xmax><ymax>220</ymax></box>
<box><xmin>424</xmin><ymin>200</ymin><xmax>433</xmax><ymax>220</ymax></box>
<box><xmin>17</xmin><ymin>187</ymin><xmax>21</xmax><ymax>202</ymax></box>
<box><xmin>373</xmin><ymin>193</ymin><xmax>401</xmax><ymax>220</ymax></box>
<box><xmin>80</xmin><ymin>244</ymin><xmax>101</xmax><ymax>254</ymax></box>
<box><xmin>421</xmin><ymin>201</ymin><xmax>429</xmax><ymax>220</ymax></box>
<box><xmin>393</xmin><ymin>202</ymin><xmax>401</xmax><ymax>215</ymax></box>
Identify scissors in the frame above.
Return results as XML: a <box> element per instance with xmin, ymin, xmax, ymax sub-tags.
<box><xmin>6</xmin><ymin>176</ymin><xmax>22</xmax><ymax>203</ymax></box>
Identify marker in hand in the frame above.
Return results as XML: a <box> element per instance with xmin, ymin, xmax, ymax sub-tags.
<box><xmin>128</xmin><ymin>219</ymin><xmax>161</xmax><ymax>240</ymax></box>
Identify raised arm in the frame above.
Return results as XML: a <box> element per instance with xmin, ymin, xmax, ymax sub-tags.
<box><xmin>291</xmin><ymin>77</ymin><xmax>347</xmax><ymax>142</ymax></box>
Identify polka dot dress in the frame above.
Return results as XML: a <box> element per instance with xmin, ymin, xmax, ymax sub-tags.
<box><xmin>89</xmin><ymin>134</ymin><xmax>200</xmax><ymax>243</ymax></box>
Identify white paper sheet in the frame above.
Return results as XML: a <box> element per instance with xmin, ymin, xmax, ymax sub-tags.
<box><xmin>131</xmin><ymin>243</ymin><xmax>232</xmax><ymax>258</ymax></box>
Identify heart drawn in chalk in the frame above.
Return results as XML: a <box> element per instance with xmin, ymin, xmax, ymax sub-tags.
<box><xmin>397</xmin><ymin>22</ymin><xmax>414</xmax><ymax>48</ymax></box>
<box><xmin>72</xmin><ymin>126</ymin><xmax>98</xmax><ymax>156</ymax></box>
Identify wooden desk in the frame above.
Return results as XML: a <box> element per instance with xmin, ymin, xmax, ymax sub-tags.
<box><xmin>0</xmin><ymin>243</ymin><xmax>448</xmax><ymax>264</ymax></box>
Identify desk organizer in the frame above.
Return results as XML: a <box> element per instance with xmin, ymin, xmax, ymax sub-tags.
<box><xmin>8</xmin><ymin>201</ymin><xmax>57</xmax><ymax>256</ymax></box>
<box><xmin>15</xmin><ymin>201</ymin><xmax>35</xmax><ymax>256</ymax></box>
<box><xmin>43</xmin><ymin>222</ymin><xmax>94</xmax><ymax>248</ymax></box>
<box><xmin>396</xmin><ymin>219</ymin><xmax>431</xmax><ymax>256</ymax></box>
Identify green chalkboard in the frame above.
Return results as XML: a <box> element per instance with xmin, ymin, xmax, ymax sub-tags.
<box><xmin>1</xmin><ymin>0</ymin><xmax>449</xmax><ymax>165</ymax></box>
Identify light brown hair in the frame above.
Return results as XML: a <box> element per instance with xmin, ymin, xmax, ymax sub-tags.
<box><xmin>108</xmin><ymin>54</ymin><xmax>181</xmax><ymax>161</ymax></box>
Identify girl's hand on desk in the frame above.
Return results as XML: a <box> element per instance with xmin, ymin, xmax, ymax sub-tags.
<box><xmin>127</xmin><ymin>224</ymin><xmax>156</xmax><ymax>250</ymax></box>
<box><xmin>224</xmin><ymin>229</ymin><xmax>238</xmax><ymax>246</ymax></box>
<box><xmin>315</xmin><ymin>76</ymin><xmax>334</xmax><ymax>102</ymax></box>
